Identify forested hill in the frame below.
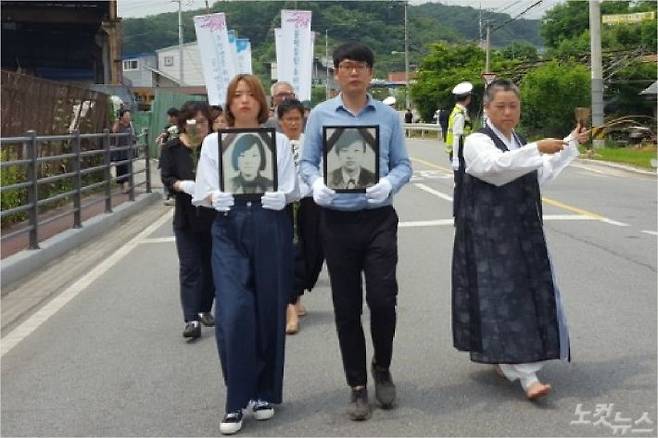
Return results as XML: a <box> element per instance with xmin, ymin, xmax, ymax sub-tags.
<box><xmin>122</xmin><ymin>1</ymin><xmax>542</xmax><ymax>77</ymax></box>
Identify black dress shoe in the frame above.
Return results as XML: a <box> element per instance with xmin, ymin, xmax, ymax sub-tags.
<box><xmin>199</xmin><ymin>312</ymin><xmax>215</xmax><ymax>327</ymax></box>
<box><xmin>371</xmin><ymin>360</ymin><xmax>396</xmax><ymax>409</ymax></box>
<box><xmin>347</xmin><ymin>387</ymin><xmax>371</xmax><ymax>421</ymax></box>
<box><xmin>183</xmin><ymin>321</ymin><xmax>201</xmax><ymax>338</ymax></box>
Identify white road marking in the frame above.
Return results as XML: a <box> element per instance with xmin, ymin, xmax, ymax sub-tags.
<box><xmin>598</xmin><ymin>218</ymin><xmax>630</xmax><ymax>227</ymax></box>
<box><xmin>571</xmin><ymin>163</ymin><xmax>608</xmax><ymax>175</ymax></box>
<box><xmin>414</xmin><ymin>183</ymin><xmax>453</xmax><ymax>201</ymax></box>
<box><xmin>141</xmin><ymin>237</ymin><xmax>176</xmax><ymax>244</ymax></box>
<box><xmin>1</xmin><ymin>210</ymin><xmax>175</xmax><ymax>357</ymax></box>
<box><xmin>641</xmin><ymin>230</ymin><xmax>658</xmax><ymax>236</ymax></box>
<box><xmin>400</xmin><ymin>219</ymin><xmax>454</xmax><ymax>228</ymax></box>
<box><xmin>544</xmin><ymin>214</ymin><xmax>593</xmax><ymax>221</ymax></box>
<box><xmin>415</xmin><ymin>181</ymin><xmax>630</xmax><ymax>228</ymax></box>
<box><xmin>399</xmin><ymin>215</ymin><xmax>597</xmax><ymax>229</ymax></box>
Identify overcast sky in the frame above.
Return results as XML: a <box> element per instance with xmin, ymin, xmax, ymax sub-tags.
<box><xmin>118</xmin><ymin>0</ymin><xmax>563</xmax><ymax>20</ymax></box>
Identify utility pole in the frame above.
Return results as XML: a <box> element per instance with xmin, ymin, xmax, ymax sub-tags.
<box><xmin>589</xmin><ymin>0</ymin><xmax>604</xmax><ymax>148</ymax></box>
<box><xmin>325</xmin><ymin>29</ymin><xmax>331</xmax><ymax>99</ymax></box>
<box><xmin>171</xmin><ymin>0</ymin><xmax>185</xmax><ymax>86</ymax></box>
<box><xmin>479</xmin><ymin>1</ymin><xmax>483</xmax><ymax>43</ymax></box>
<box><xmin>404</xmin><ymin>0</ymin><xmax>410</xmax><ymax>109</ymax></box>
<box><xmin>485</xmin><ymin>23</ymin><xmax>491</xmax><ymax>73</ymax></box>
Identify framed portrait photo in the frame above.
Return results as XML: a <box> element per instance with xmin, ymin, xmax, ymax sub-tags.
<box><xmin>217</xmin><ymin>128</ymin><xmax>278</xmax><ymax>200</ymax></box>
<box><xmin>323</xmin><ymin>125</ymin><xmax>380</xmax><ymax>193</ymax></box>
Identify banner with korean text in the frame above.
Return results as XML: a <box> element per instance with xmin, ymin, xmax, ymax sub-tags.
<box><xmin>277</xmin><ymin>10</ymin><xmax>313</xmax><ymax>101</ymax></box>
<box><xmin>193</xmin><ymin>13</ymin><xmax>237</xmax><ymax>105</ymax></box>
<box><xmin>236</xmin><ymin>38</ymin><xmax>252</xmax><ymax>74</ymax></box>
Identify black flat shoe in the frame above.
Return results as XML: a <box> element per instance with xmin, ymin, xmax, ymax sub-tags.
<box><xmin>183</xmin><ymin>321</ymin><xmax>201</xmax><ymax>338</ymax></box>
<box><xmin>199</xmin><ymin>312</ymin><xmax>215</xmax><ymax>327</ymax></box>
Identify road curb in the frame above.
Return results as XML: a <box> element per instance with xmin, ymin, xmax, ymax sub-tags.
<box><xmin>577</xmin><ymin>158</ymin><xmax>657</xmax><ymax>176</ymax></box>
<box><xmin>1</xmin><ymin>192</ymin><xmax>161</xmax><ymax>290</ymax></box>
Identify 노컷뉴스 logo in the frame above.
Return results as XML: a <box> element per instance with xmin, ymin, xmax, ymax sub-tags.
<box><xmin>571</xmin><ymin>403</ymin><xmax>654</xmax><ymax>435</ymax></box>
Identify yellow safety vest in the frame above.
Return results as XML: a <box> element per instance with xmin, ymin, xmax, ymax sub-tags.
<box><xmin>445</xmin><ymin>105</ymin><xmax>472</xmax><ymax>155</ymax></box>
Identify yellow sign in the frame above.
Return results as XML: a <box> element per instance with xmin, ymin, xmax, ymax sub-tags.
<box><xmin>602</xmin><ymin>11</ymin><xmax>656</xmax><ymax>25</ymax></box>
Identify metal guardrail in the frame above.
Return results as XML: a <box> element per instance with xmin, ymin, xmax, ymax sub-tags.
<box><xmin>0</xmin><ymin>128</ymin><xmax>151</xmax><ymax>250</ymax></box>
<box><xmin>403</xmin><ymin>123</ymin><xmax>443</xmax><ymax>138</ymax></box>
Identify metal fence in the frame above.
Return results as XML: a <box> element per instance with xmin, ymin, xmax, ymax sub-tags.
<box><xmin>404</xmin><ymin>123</ymin><xmax>443</xmax><ymax>138</ymax></box>
<box><xmin>0</xmin><ymin>129</ymin><xmax>151</xmax><ymax>250</ymax></box>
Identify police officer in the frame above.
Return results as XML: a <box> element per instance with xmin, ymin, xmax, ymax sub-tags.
<box><xmin>445</xmin><ymin>81</ymin><xmax>473</xmax><ymax>170</ymax></box>
<box><xmin>446</xmin><ymin>81</ymin><xmax>473</xmax><ymax>217</ymax></box>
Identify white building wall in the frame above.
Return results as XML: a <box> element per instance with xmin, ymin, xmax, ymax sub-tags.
<box><xmin>156</xmin><ymin>43</ymin><xmax>205</xmax><ymax>86</ymax></box>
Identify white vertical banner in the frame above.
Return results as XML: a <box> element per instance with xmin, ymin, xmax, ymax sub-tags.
<box><xmin>279</xmin><ymin>10</ymin><xmax>313</xmax><ymax>101</ymax></box>
<box><xmin>236</xmin><ymin>38</ymin><xmax>252</xmax><ymax>74</ymax></box>
<box><xmin>193</xmin><ymin>13</ymin><xmax>237</xmax><ymax>105</ymax></box>
<box><xmin>274</xmin><ymin>28</ymin><xmax>285</xmax><ymax>81</ymax></box>
<box><xmin>227</xmin><ymin>30</ymin><xmax>241</xmax><ymax>76</ymax></box>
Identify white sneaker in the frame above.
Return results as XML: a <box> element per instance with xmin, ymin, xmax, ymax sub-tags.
<box><xmin>219</xmin><ymin>411</ymin><xmax>243</xmax><ymax>435</ymax></box>
<box><xmin>251</xmin><ymin>399</ymin><xmax>274</xmax><ymax>421</ymax></box>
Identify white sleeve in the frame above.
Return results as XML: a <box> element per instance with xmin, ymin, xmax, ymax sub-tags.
<box><xmin>463</xmin><ymin>133</ymin><xmax>544</xmax><ymax>187</ymax></box>
<box><xmin>537</xmin><ymin>134</ymin><xmax>579</xmax><ymax>186</ymax></box>
<box><xmin>275</xmin><ymin>133</ymin><xmax>300</xmax><ymax>203</ymax></box>
<box><xmin>192</xmin><ymin>133</ymin><xmax>219</xmax><ymax>207</ymax></box>
<box><xmin>452</xmin><ymin>113</ymin><xmax>465</xmax><ymax>136</ymax></box>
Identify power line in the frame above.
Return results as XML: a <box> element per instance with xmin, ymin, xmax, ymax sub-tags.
<box><xmin>496</xmin><ymin>0</ymin><xmax>523</xmax><ymax>15</ymax></box>
<box><xmin>492</xmin><ymin>0</ymin><xmax>543</xmax><ymax>32</ymax></box>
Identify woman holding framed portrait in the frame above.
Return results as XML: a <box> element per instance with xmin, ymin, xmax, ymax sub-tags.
<box><xmin>192</xmin><ymin>74</ymin><xmax>299</xmax><ymax>435</ymax></box>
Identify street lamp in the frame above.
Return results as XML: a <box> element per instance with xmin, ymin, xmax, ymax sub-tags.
<box><xmin>391</xmin><ymin>1</ymin><xmax>410</xmax><ymax>109</ymax></box>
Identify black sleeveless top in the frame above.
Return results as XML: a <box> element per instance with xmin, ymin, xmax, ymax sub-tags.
<box><xmin>451</xmin><ymin>126</ymin><xmax>564</xmax><ymax>364</ymax></box>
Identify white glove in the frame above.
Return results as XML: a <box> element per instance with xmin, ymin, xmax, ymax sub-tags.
<box><xmin>312</xmin><ymin>178</ymin><xmax>336</xmax><ymax>207</ymax></box>
<box><xmin>261</xmin><ymin>191</ymin><xmax>287</xmax><ymax>211</ymax></box>
<box><xmin>211</xmin><ymin>190</ymin><xmax>234</xmax><ymax>212</ymax></box>
<box><xmin>177</xmin><ymin>180</ymin><xmax>195</xmax><ymax>195</ymax></box>
<box><xmin>365</xmin><ymin>177</ymin><xmax>393</xmax><ymax>205</ymax></box>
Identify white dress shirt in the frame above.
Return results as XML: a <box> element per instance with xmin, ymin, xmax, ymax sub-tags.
<box><xmin>192</xmin><ymin>131</ymin><xmax>299</xmax><ymax>206</ymax></box>
<box><xmin>288</xmin><ymin>134</ymin><xmax>313</xmax><ymax>199</ymax></box>
<box><xmin>463</xmin><ymin>121</ymin><xmax>578</xmax><ymax>187</ymax></box>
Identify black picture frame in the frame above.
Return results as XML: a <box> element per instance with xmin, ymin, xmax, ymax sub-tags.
<box><xmin>217</xmin><ymin>128</ymin><xmax>278</xmax><ymax>200</ymax></box>
<box><xmin>323</xmin><ymin>125</ymin><xmax>380</xmax><ymax>193</ymax></box>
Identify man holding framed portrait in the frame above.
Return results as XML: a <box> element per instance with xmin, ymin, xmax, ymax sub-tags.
<box><xmin>324</xmin><ymin>127</ymin><xmax>379</xmax><ymax>192</ymax></box>
<box><xmin>300</xmin><ymin>42</ymin><xmax>412</xmax><ymax>421</ymax></box>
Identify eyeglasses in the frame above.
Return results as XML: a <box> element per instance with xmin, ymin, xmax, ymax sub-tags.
<box><xmin>337</xmin><ymin>62</ymin><xmax>369</xmax><ymax>73</ymax></box>
<box><xmin>274</xmin><ymin>92</ymin><xmax>295</xmax><ymax>99</ymax></box>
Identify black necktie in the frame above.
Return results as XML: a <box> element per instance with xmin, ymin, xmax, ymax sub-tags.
<box><xmin>347</xmin><ymin>179</ymin><xmax>356</xmax><ymax>189</ymax></box>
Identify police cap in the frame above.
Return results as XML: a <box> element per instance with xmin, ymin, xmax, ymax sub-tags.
<box><xmin>452</xmin><ymin>81</ymin><xmax>473</xmax><ymax>97</ymax></box>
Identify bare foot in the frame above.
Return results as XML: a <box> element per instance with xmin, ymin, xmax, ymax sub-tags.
<box><xmin>526</xmin><ymin>382</ymin><xmax>552</xmax><ymax>401</ymax></box>
<box><xmin>295</xmin><ymin>300</ymin><xmax>306</xmax><ymax>317</ymax></box>
<box><xmin>493</xmin><ymin>365</ymin><xmax>505</xmax><ymax>378</ymax></box>
<box><xmin>286</xmin><ymin>304</ymin><xmax>299</xmax><ymax>335</ymax></box>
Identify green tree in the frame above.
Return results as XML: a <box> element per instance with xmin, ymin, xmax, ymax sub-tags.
<box><xmin>410</xmin><ymin>43</ymin><xmax>486</xmax><ymax>122</ymax></box>
<box><xmin>541</xmin><ymin>0</ymin><xmax>657</xmax><ymax>53</ymax></box>
<box><xmin>519</xmin><ymin>61</ymin><xmax>590</xmax><ymax>138</ymax></box>
<box><xmin>497</xmin><ymin>42</ymin><xmax>539</xmax><ymax>62</ymax></box>
<box><xmin>605</xmin><ymin>61</ymin><xmax>656</xmax><ymax>118</ymax></box>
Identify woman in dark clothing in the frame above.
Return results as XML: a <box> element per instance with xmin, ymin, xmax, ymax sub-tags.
<box><xmin>112</xmin><ymin>109</ymin><xmax>134</xmax><ymax>193</ymax></box>
<box><xmin>277</xmin><ymin>99</ymin><xmax>324</xmax><ymax>335</ymax></box>
<box><xmin>160</xmin><ymin>101</ymin><xmax>216</xmax><ymax>339</ymax></box>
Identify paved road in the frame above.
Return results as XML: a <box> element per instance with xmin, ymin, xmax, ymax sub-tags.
<box><xmin>2</xmin><ymin>138</ymin><xmax>656</xmax><ymax>436</ymax></box>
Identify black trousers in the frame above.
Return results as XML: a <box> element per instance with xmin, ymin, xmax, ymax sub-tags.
<box><xmin>291</xmin><ymin>197</ymin><xmax>324</xmax><ymax>304</ymax></box>
<box><xmin>174</xmin><ymin>227</ymin><xmax>214</xmax><ymax>322</ymax></box>
<box><xmin>320</xmin><ymin>206</ymin><xmax>399</xmax><ymax>387</ymax></box>
<box><xmin>116</xmin><ymin>163</ymin><xmax>129</xmax><ymax>183</ymax></box>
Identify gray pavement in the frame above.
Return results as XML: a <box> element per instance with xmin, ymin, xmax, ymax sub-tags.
<box><xmin>1</xmin><ymin>138</ymin><xmax>656</xmax><ymax>437</ymax></box>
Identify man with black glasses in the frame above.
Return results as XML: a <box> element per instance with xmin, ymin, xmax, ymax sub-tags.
<box><xmin>300</xmin><ymin>42</ymin><xmax>412</xmax><ymax>421</ymax></box>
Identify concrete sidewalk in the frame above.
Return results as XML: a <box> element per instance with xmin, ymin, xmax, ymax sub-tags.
<box><xmin>1</xmin><ymin>160</ymin><xmax>166</xmax><ymax>289</ymax></box>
